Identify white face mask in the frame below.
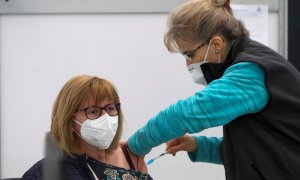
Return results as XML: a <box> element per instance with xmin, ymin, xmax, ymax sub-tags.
<box><xmin>187</xmin><ymin>40</ymin><xmax>212</xmax><ymax>85</ymax></box>
<box><xmin>74</xmin><ymin>113</ymin><xmax>118</xmax><ymax>149</ymax></box>
<box><xmin>187</xmin><ymin>61</ymin><xmax>207</xmax><ymax>85</ymax></box>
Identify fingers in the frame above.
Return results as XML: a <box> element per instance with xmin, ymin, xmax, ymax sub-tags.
<box><xmin>165</xmin><ymin>135</ymin><xmax>197</xmax><ymax>155</ymax></box>
<box><xmin>168</xmin><ymin>141</ymin><xmax>185</xmax><ymax>155</ymax></box>
<box><xmin>166</xmin><ymin>138</ymin><xmax>182</xmax><ymax>155</ymax></box>
<box><xmin>166</xmin><ymin>138</ymin><xmax>181</xmax><ymax>148</ymax></box>
<box><xmin>137</xmin><ymin>156</ymin><xmax>148</xmax><ymax>173</ymax></box>
<box><xmin>120</xmin><ymin>141</ymin><xmax>128</xmax><ymax>147</ymax></box>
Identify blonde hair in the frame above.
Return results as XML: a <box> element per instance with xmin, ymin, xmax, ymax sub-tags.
<box><xmin>51</xmin><ymin>75</ymin><xmax>123</xmax><ymax>155</ymax></box>
<box><xmin>164</xmin><ymin>0</ymin><xmax>249</xmax><ymax>52</ymax></box>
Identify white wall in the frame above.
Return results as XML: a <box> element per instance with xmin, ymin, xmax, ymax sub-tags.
<box><xmin>0</xmin><ymin>12</ymin><xmax>278</xmax><ymax>179</ymax></box>
<box><xmin>0</xmin><ymin>14</ymin><xmax>224</xmax><ymax>179</ymax></box>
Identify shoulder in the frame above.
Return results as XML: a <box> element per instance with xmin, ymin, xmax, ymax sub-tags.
<box><xmin>22</xmin><ymin>159</ymin><xmax>44</xmax><ymax>180</ymax></box>
<box><xmin>226</xmin><ymin>61</ymin><xmax>263</xmax><ymax>72</ymax></box>
<box><xmin>206</xmin><ymin>61</ymin><xmax>267</xmax><ymax>96</ymax></box>
<box><xmin>22</xmin><ymin>155</ymin><xmax>88</xmax><ymax>180</ymax></box>
<box><xmin>224</xmin><ymin>62</ymin><xmax>265</xmax><ymax>79</ymax></box>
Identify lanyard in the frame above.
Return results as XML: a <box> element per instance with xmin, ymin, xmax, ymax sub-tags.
<box><xmin>87</xmin><ymin>162</ymin><xmax>99</xmax><ymax>180</ymax></box>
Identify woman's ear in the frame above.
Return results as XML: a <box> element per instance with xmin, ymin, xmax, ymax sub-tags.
<box><xmin>211</xmin><ymin>36</ymin><xmax>225</xmax><ymax>53</ymax></box>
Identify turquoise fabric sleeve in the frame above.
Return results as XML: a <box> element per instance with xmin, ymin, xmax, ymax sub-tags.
<box><xmin>188</xmin><ymin>136</ymin><xmax>223</xmax><ymax>164</ymax></box>
<box><xmin>128</xmin><ymin>62</ymin><xmax>270</xmax><ymax>162</ymax></box>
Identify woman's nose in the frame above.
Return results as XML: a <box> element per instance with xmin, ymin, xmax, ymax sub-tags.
<box><xmin>186</xmin><ymin>59</ymin><xmax>193</xmax><ymax>66</ymax></box>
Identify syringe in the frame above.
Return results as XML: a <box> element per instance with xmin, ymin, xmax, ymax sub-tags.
<box><xmin>147</xmin><ymin>152</ymin><xmax>169</xmax><ymax>165</ymax></box>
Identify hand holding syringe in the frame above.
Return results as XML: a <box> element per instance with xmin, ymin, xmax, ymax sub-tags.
<box><xmin>147</xmin><ymin>151</ymin><xmax>169</xmax><ymax>165</ymax></box>
<box><xmin>146</xmin><ymin>135</ymin><xmax>196</xmax><ymax>165</ymax></box>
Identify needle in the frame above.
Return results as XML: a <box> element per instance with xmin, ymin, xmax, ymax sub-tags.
<box><xmin>147</xmin><ymin>152</ymin><xmax>169</xmax><ymax>165</ymax></box>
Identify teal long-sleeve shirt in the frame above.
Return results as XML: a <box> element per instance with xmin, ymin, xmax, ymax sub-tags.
<box><xmin>128</xmin><ymin>62</ymin><xmax>269</xmax><ymax>164</ymax></box>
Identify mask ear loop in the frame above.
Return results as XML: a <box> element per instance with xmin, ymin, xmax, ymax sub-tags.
<box><xmin>203</xmin><ymin>40</ymin><xmax>212</xmax><ymax>63</ymax></box>
<box><xmin>72</xmin><ymin>120</ymin><xmax>83</xmax><ymax>137</ymax></box>
<box><xmin>73</xmin><ymin>120</ymin><xmax>83</xmax><ymax>126</ymax></box>
<box><xmin>215</xmin><ymin>50</ymin><xmax>221</xmax><ymax>63</ymax></box>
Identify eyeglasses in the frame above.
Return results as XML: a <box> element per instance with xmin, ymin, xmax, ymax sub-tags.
<box><xmin>181</xmin><ymin>43</ymin><xmax>206</xmax><ymax>61</ymax></box>
<box><xmin>78</xmin><ymin>102</ymin><xmax>121</xmax><ymax>120</ymax></box>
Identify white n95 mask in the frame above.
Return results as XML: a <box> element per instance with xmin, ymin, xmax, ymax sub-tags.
<box><xmin>187</xmin><ymin>39</ymin><xmax>213</xmax><ymax>85</ymax></box>
<box><xmin>74</xmin><ymin>113</ymin><xmax>118</xmax><ymax>149</ymax></box>
<box><xmin>187</xmin><ymin>62</ymin><xmax>207</xmax><ymax>85</ymax></box>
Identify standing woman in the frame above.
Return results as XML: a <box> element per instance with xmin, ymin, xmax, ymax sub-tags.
<box><xmin>127</xmin><ymin>0</ymin><xmax>300</xmax><ymax>179</ymax></box>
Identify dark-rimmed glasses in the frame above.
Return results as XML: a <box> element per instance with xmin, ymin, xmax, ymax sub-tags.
<box><xmin>181</xmin><ymin>43</ymin><xmax>206</xmax><ymax>61</ymax></box>
<box><xmin>78</xmin><ymin>102</ymin><xmax>121</xmax><ymax>120</ymax></box>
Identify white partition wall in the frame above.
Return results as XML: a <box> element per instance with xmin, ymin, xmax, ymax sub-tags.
<box><xmin>0</xmin><ymin>0</ymin><xmax>287</xmax><ymax>179</ymax></box>
<box><xmin>0</xmin><ymin>13</ymin><xmax>225</xmax><ymax>180</ymax></box>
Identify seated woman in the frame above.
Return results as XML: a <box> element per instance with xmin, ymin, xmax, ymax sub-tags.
<box><xmin>22</xmin><ymin>75</ymin><xmax>153</xmax><ymax>180</ymax></box>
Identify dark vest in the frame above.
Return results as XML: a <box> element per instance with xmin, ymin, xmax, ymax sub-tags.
<box><xmin>201</xmin><ymin>37</ymin><xmax>300</xmax><ymax>180</ymax></box>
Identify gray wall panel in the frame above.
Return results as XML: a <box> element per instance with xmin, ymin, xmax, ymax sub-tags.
<box><xmin>0</xmin><ymin>0</ymin><xmax>279</xmax><ymax>14</ymax></box>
